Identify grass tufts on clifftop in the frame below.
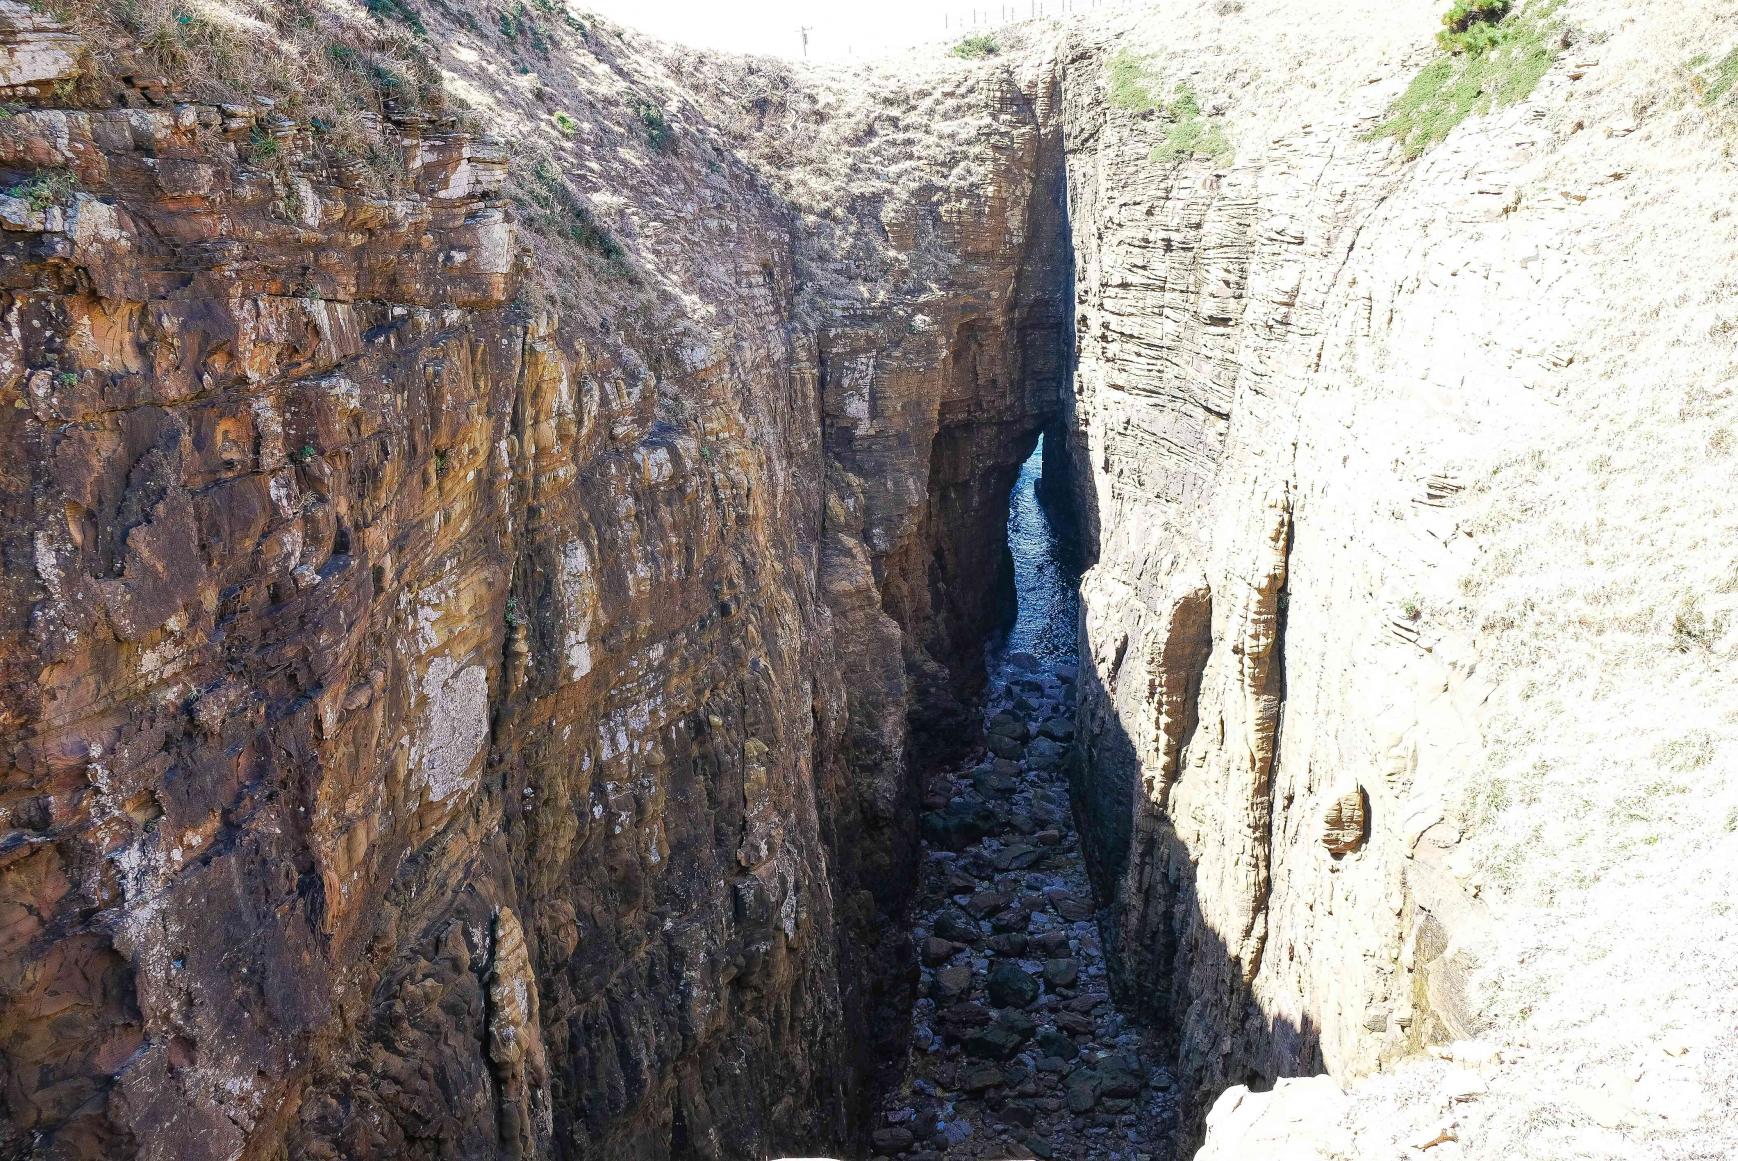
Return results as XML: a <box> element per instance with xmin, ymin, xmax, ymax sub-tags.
<box><xmin>635</xmin><ymin>98</ymin><xmax>673</xmax><ymax>151</ymax></box>
<box><xmin>1107</xmin><ymin>49</ymin><xmax>1163</xmax><ymax>114</ymax></box>
<box><xmin>1375</xmin><ymin>0</ymin><xmax>1563</xmax><ymax>159</ymax></box>
<box><xmin>1437</xmin><ymin>0</ymin><xmax>1511</xmax><ymax>54</ymax></box>
<box><xmin>1688</xmin><ymin>47</ymin><xmax>1738</xmax><ymax>106</ymax></box>
<box><xmin>1150</xmin><ymin>84</ymin><xmax>1232</xmax><ymax>164</ymax></box>
<box><xmin>363</xmin><ymin>0</ymin><xmax>426</xmax><ymax>38</ymax></box>
<box><xmin>517</xmin><ymin>158</ymin><xmax>626</xmax><ymax>268</ymax></box>
<box><xmin>1106</xmin><ymin>51</ymin><xmax>1233</xmax><ymax>167</ymax></box>
<box><xmin>35</xmin><ymin>0</ymin><xmax>453</xmax><ymax>178</ymax></box>
<box><xmin>951</xmin><ymin>33</ymin><xmax>999</xmax><ymax>60</ymax></box>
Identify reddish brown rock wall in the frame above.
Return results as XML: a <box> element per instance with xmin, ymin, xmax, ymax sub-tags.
<box><xmin>0</xmin><ymin>10</ymin><xmax>1070</xmax><ymax>1160</ymax></box>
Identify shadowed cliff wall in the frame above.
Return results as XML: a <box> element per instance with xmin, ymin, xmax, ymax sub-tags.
<box><xmin>1054</xmin><ymin>3</ymin><xmax>1738</xmax><ymax>1156</ymax></box>
<box><xmin>0</xmin><ymin>9</ymin><xmax>1073</xmax><ymax>1159</ymax></box>
<box><xmin>5</xmin><ymin>2</ymin><xmax>1734</xmax><ymax>1159</ymax></box>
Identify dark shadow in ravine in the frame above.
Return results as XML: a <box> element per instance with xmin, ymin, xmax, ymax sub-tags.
<box><xmin>1071</xmin><ymin>651</ymin><xmax>1325</xmax><ymax>1145</ymax></box>
<box><xmin>1040</xmin><ymin>429</ymin><xmax>1325</xmax><ymax>1154</ymax></box>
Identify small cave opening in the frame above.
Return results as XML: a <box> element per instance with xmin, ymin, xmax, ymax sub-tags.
<box><xmin>867</xmin><ymin>429</ymin><xmax>1183</xmax><ymax>1160</ymax></box>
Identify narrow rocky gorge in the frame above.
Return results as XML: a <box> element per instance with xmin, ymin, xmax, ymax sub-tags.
<box><xmin>867</xmin><ymin>443</ymin><xmax>1179</xmax><ymax>1161</ymax></box>
<box><xmin>1</xmin><ymin>0</ymin><xmax>1735</xmax><ymax>1159</ymax></box>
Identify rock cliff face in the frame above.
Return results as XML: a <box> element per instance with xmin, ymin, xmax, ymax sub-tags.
<box><xmin>1058</xmin><ymin>1</ymin><xmax>1738</xmax><ymax>1155</ymax></box>
<box><xmin>0</xmin><ymin>6</ymin><xmax>1066</xmax><ymax>1158</ymax></box>
<box><xmin>1061</xmin><ymin>7</ymin><xmax>1434</xmax><ymax>1112</ymax></box>
<box><xmin>2</xmin><ymin>0</ymin><xmax>1735</xmax><ymax>1158</ymax></box>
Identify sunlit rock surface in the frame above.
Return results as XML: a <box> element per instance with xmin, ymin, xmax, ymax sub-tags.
<box><xmin>0</xmin><ymin>8</ymin><xmax>1063</xmax><ymax>1158</ymax></box>
<box><xmin>0</xmin><ymin>0</ymin><xmax>1734</xmax><ymax>1159</ymax></box>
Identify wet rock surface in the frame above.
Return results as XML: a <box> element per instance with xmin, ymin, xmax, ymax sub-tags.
<box><xmin>873</xmin><ymin>659</ymin><xmax>1179</xmax><ymax>1161</ymax></box>
<box><xmin>871</xmin><ymin>449</ymin><xmax>1178</xmax><ymax>1160</ymax></box>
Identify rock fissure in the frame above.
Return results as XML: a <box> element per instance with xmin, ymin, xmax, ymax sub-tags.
<box><xmin>868</xmin><ymin>439</ymin><xmax>1184</xmax><ymax>1161</ymax></box>
<box><xmin>3</xmin><ymin>3</ymin><xmax>1730</xmax><ymax>1160</ymax></box>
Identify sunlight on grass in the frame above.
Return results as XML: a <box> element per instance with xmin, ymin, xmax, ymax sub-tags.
<box><xmin>1106</xmin><ymin>50</ymin><xmax>1233</xmax><ymax>166</ymax></box>
<box><xmin>1374</xmin><ymin>0</ymin><xmax>1563</xmax><ymax>158</ymax></box>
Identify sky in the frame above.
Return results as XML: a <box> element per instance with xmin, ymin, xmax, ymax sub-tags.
<box><xmin>578</xmin><ymin>0</ymin><xmax>1115</xmax><ymax>61</ymax></box>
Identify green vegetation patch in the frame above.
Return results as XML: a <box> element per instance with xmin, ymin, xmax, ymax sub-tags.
<box><xmin>364</xmin><ymin>0</ymin><xmax>426</xmax><ymax>37</ymax></box>
<box><xmin>1375</xmin><ymin>0</ymin><xmax>1563</xmax><ymax>159</ymax></box>
<box><xmin>951</xmin><ymin>33</ymin><xmax>999</xmax><ymax>60</ymax></box>
<box><xmin>519</xmin><ymin>158</ymin><xmax>625</xmax><ymax>265</ymax></box>
<box><xmin>1438</xmin><ymin>0</ymin><xmax>1511</xmax><ymax>54</ymax></box>
<box><xmin>1151</xmin><ymin>84</ymin><xmax>1233</xmax><ymax>164</ymax></box>
<box><xmin>635</xmin><ymin>100</ymin><xmax>672</xmax><ymax>152</ymax></box>
<box><xmin>246</xmin><ymin>125</ymin><xmax>280</xmax><ymax>163</ymax></box>
<box><xmin>1689</xmin><ymin>47</ymin><xmax>1738</xmax><ymax>106</ymax></box>
<box><xmin>1106</xmin><ymin>52</ymin><xmax>1233</xmax><ymax>166</ymax></box>
<box><xmin>1107</xmin><ymin>49</ymin><xmax>1163</xmax><ymax>113</ymax></box>
<box><xmin>6</xmin><ymin>169</ymin><xmax>74</xmax><ymax>211</ymax></box>
<box><xmin>498</xmin><ymin>2</ymin><xmax>552</xmax><ymax>52</ymax></box>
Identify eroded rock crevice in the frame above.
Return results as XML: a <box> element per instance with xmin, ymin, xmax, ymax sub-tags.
<box><xmin>0</xmin><ymin>17</ymin><xmax>1284</xmax><ymax>1152</ymax></box>
<box><xmin>867</xmin><ymin>439</ymin><xmax>1189</xmax><ymax>1161</ymax></box>
<box><xmin>5</xmin><ymin>0</ymin><xmax>1665</xmax><ymax>1155</ymax></box>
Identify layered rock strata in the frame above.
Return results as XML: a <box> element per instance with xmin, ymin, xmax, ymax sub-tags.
<box><xmin>1057</xmin><ymin>1</ymin><xmax>1738</xmax><ymax>1154</ymax></box>
<box><xmin>0</xmin><ymin>7</ymin><xmax>1067</xmax><ymax>1159</ymax></box>
<box><xmin>1058</xmin><ymin>6</ymin><xmax>1521</xmax><ymax>1133</ymax></box>
<box><xmin>1</xmin><ymin>0</ymin><xmax>1734</xmax><ymax>1158</ymax></box>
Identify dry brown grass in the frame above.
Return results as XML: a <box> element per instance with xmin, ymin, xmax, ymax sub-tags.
<box><xmin>42</xmin><ymin>0</ymin><xmax>451</xmax><ymax>164</ymax></box>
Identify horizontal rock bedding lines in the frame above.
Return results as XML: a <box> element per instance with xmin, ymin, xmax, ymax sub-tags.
<box><xmin>0</xmin><ymin>4</ymin><xmax>1069</xmax><ymax>1159</ymax></box>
